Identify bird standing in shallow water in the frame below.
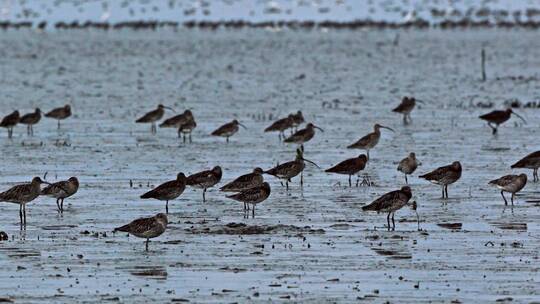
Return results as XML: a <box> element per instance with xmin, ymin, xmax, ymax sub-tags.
<box><xmin>283</xmin><ymin>123</ymin><xmax>323</xmax><ymax>150</ymax></box>
<box><xmin>347</xmin><ymin>124</ymin><xmax>395</xmax><ymax>160</ymax></box>
<box><xmin>140</xmin><ymin>173</ymin><xmax>186</xmax><ymax>213</ymax></box>
<box><xmin>511</xmin><ymin>151</ymin><xmax>540</xmax><ymax>182</ymax></box>
<box><xmin>362</xmin><ymin>186</ymin><xmax>413</xmax><ymax>231</ymax></box>
<box><xmin>0</xmin><ymin>110</ymin><xmax>20</xmax><ymax>139</ymax></box>
<box><xmin>186</xmin><ymin>166</ymin><xmax>222</xmax><ymax>202</ymax></box>
<box><xmin>211</xmin><ymin>120</ymin><xmax>246</xmax><ymax>143</ymax></box>
<box><xmin>220</xmin><ymin>168</ymin><xmax>264</xmax><ymax>192</ymax></box>
<box><xmin>392</xmin><ymin>97</ymin><xmax>424</xmax><ymax>124</ymax></box>
<box><xmin>264</xmin><ymin>148</ymin><xmax>320</xmax><ymax>190</ymax></box>
<box><xmin>114</xmin><ymin>213</ymin><xmax>168</xmax><ymax>251</ymax></box>
<box><xmin>45</xmin><ymin>105</ymin><xmax>71</xmax><ymax>130</ymax></box>
<box><xmin>19</xmin><ymin>108</ymin><xmax>41</xmax><ymax>136</ymax></box>
<box><xmin>178</xmin><ymin>119</ymin><xmax>197</xmax><ymax>143</ymax></box>
<box><xmin>479</xmin><ymin>108</ymin><xmax>526</xmax><ymax>134</ymax></box>
<box><xmin>41</xmin><ymin>177</ymin><xmax>79</xmax><ymax>212</ymax></box>
<box><xmin>419</xmin><ymin>161</ymin><xmax>462</xmax><ymax>199</ymax></box>
<box><xmin>0</xmin><ymin>177</ymin><xmax>50</xmax><ymax>226</ymax></box>
<box><xmin>226</xmin><ymin>182</ymin><xmax>271</xmax><ymax>218</ymax></box>
<box><xmin>397</xmin><ymin>152</ymin><xmax>418</xmax><ymax>184</ymax></box>
<box><xmin>264</xmin><ymin>114</ymin><xmax>294</xmax><ymax>140</ymax></box>
<box><xmin>325</xmin><ymin>154</ymin><xmax>368</xmax><ymax>187</ymax></box>
<box><xmin>488</xmin><ymin>174</ymin><xmax>527</xmax><ymax>205</ymax></box>
<box><xmin>136</xmin><ymin>104</ymin><xmax>174</xmax><ymax>134</ymax></box>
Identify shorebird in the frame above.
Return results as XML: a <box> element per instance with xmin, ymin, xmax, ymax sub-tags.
<box><xmin>325</xmin><ymin>154</ymin><xmax>368</xmax><ymax>187</ymax></box>
<box><xmin>114</xmin><ymin>213</ymin><xmax>168</xmax><ymax>251</ymax></box>
<box><xmin>211</xmin><ymin>120</ymin><xmax>246</xmax><ymax>143</ymax></box>
<box><xmin>186</xmin><ymin>166</ymin><xmax>222</xmax><ymax>202</ymax></box>
<box><xmin>140</xmin><ymin>173</ymin><xmax>186</xmax><ymax>213</ymax></box>
<box><xmin>136</xmin><ymin>104</ymin><xmax>174</xmax><ymax>134</ymax></box>
<box><xmin>226</xmin><ymin>182</ymin><xmax>271</xmax><ymax>218</ymax></box>
<box><xmin>178</xmin><ymin>119</ymin><xmax>197</xmax><ymax>143</ymax></box>
<box><xmin>291</xmin><ymin>111</ymin><xmax>304</xmax><ymax>132</ymax></box>
<box><xmin>419</xmin><ymin>161</ymin><xmax>462</xmax><ymax>199</ymax></box>
<box><xmin>488</xmin><ymin>174</ymin><xmax>527</xmax><ymax>205</ymax></box>
<box><xmin>264</xmin><ymin>114</ymin><xmax>294</xmax><ymax>140</ymax></box>
<box><xmin>0</xmin><ymin>177</ymin><xmax>50</xmax><ymax>226</ymax></box>
<box><xmin>397</xmin><ymin>152</ymin><xmax>418</xmax><ymax>184</ymax></box>
<box><xmin>362</xmin><ymin>186</ymin><xmax>413</xmax><ymax>231</ymax></box>
<box><xmin>0</xmin><ymin>110</ymin><xmax>20</xmax><ymax>139</ymax></box>
<box><xmin>220</xmin><ymin>168</ymin><xmax>264</xmax><ymax>192</ymax></box>
<box><xmin>392</xmin><ymin>97</ymin><xmax>424</xmax><ymax>124</ymax></box>
<box><xmin>41</xmin><ymin>177</ymin><xmax>79</xmax><ymax>212</ymax></box>
<box><xmin>479</xmin><ymin>109</ymin><xmax>526</xmax><ymax>134</ymax></box>
<box><xmin>159</xmin><ymin>110</ymin><xmax>194</xmax><ymax>133</ymax></box>
<box><xmin>264</xmin><ymin>148</ymin><xmax>320</xmax><ymax>190</ymax></box>
<box><xmin>45</xmin><ymin>105</ymin><xmax>71</xmax><ymax>130</ymax></box>
<box><xmin>19</xmin><ymin>108</ymin><xmax>41</xmax><ymax>136</ymax></box>
<box><xmin>284</xmin><ymin>123</ymin><xmax>323</xmax><ymax>149</ymax></box>
<box><xmin>511</xmin><ymin>151</ymin><xmax>540</xmax><ymax>182</ymax></box>
<box><xmin>347</xmin><ymin>124</ymin><xmax>395</xmax><ymax>160</ymax></box>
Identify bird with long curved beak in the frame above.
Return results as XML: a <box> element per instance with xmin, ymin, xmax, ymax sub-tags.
<box><xmin>264</xmin><ymin>148</ymin><xmax>320</xmax><ymax>190</ymax></box>
<box><xmin>479</xmin><ymin>108</ymin><xmax>526</xmax><ymax>135</ymax></box>
<box><xmin>0</xmin><ymin>177</ymin><xmax>51</xmax><ymax>226</ymax></box>
<box><xmin>347</xmin><ymin>124</ymin><xmax>395</xmax><ymax>160</ymax></box>
<box><xmin>283</xmin><ymin>122</ymin><xmax>323</xmax><ymax>150</ymax></box>
<box><xmin>392</xmin><ymin>97</ymin><xmax>425</xmax><ymax>124</ymax></box>
<box><xmin>211</xmin><ymin>119</ymin><xmax>247</xmax><ymax>143</ymax></box>
<box><xmin>136</xmin><ymin>104</ymin><xmax>175</xmax><ymax>134</ymax></box>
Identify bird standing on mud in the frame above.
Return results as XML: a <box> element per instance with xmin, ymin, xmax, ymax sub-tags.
<box><xmin>211</xmin><ymin>119</ymin><xmax>246</xmax><ymax>143</ymax></box>
<box><xmin>347</xmin><ymin>124</ymin><xmax>395</xmax><ymax>160</ymax></box>
<box><xmin>325</xmin><ymin>154</ymin><xmax>368</xmax><ymax>187</ymax></box>
<box><xmin>0</xmin><ymin>177</ymin><xmax>50</xmax><ymax>226</ymax></box>
<box><xmin>178</xmin><ymin>119</ymin><xmax>197</xmax><ymax>143</ymax></box>
<box><xmin>479</xmin><ymin>108</ymin><xmax>526</xmax><ymax>134</ymax></box>
<box><xmin>362</xmin><ymin>186</ymin><xmax>414</xmax><ymax>231</ymax></box>
<box><xmin>186</xmin><ymin>166</ymin><xmax>223</xmax><ymax>202</ymax></box>
<box><xmin>264</xmin><ymin>114</ymin><xmax>294</xmax><ymax>140</ymax></box>
<box><xmin>264</xmin><ymin>148</ymin><xmax>320</xmax><ymax>190</ymax></box>
<box><xmin>136</xmin><ymin>104</ymin><xmax>174</xmax><ymax>134</ymax></box>
<box><xmin>419</xmin><ymin>161</ymin><xmax>462</xmax><ymax>199</ymax></box>
<box><xmin>41</xmin><ymin>177</ymin><xmax>79</xmax><ymax>212</ymax></box>
<box><xmin>397</xmin><ymin>152</ymin><xmax>419</xmax><ymax>184</ymax></box>
<box><xmin>220</xmin><ymin>168</ymin><xmax>264</xmax><ymax>192</ymax></box>
<box><xmin>511</xmin><ymin>151</ymin><xmax>540</xmax><ymax>182</ymax></box>
<box><xmin>19</xmin><ymin>108</ymin><xmax>41</xmax><ymax>136</ymax></box>
<box><xmin>488</xmin><ymin>174</ymin><xmax>527</xmax><ymax>205</ymax></box>
<box><xmin>392</xmin><ymin>97</ymin><xmax>424</xmax><ymax>124</ymax></box>
<box><xmin>140</xmin><ymin>173</ymin><xmax>186</xmax><ymax>213</ymax></box>
<box><xmin>114</xmin><ymin>213</ymin><xmax>168</xmax><ymax>251</ymax></box>
<box><xmin>283</xmin><ymin>122</ymin><xmax>323</xmax><ymax>149</ymax></box>
<box><xmin>226</xmin><ymin>182</ymin><xmax>271</xmax><ymax>218</ymax></box>
<box><xmin>0</xmin><ymin>110</ymin><xmax>20</xmax><ymax>139</ymax></box>
<box><xmin>45</xmin><ymin>105</ymin><xmax>72</xmax><ymax>130</ymax></box>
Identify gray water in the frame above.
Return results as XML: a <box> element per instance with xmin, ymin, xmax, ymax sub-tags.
<box><xmin>0</xmin><ymin>29</ymin><xmax>539</xmax><ymax>303</ymax></box>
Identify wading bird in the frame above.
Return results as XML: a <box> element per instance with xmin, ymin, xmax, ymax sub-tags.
<box><xmin>114</xmin><ymin>213</ymin><xmax>168</xmax><ymax>251</ymax></box>
<box><xmin>479</xmin><ymin>109</ymin><xmax>526</xmax><ymax>134</ymax></box>
<box><xmin>140</xmin><ymin>173</ymin><xmax>186</xmax><ymax>213</ymax></box>
<box><xmin>178</xmin><ymin>119</ymin><xmax>196</xmax><ymax>143</ymax></box>
<box><xmin>291</xmin><ymin>111</ymin><xmax>304</xmax><ymax>131</ymax></box>
<box><xmin>19</xmin><ymin>108</ymin><xmax>41</xmax><ymax>136</ymax></box>
<box><xmin>136</xmin><ymin>104</ymin><xmax>174</xmax><ymax>134</ymax></box>
<box><xmin>347</xmin><ymin>124</ymin><xmax>395</xmax><ymax>160</ymax></box>
<box><xmin>325</xmin><ymin>154</ymin><xmax>368</xmax><ymax>187</ymax></box>
<box><xmin>41</xmin><ymin>177</ymin><xmax>79</xmax><ymax>212</ymax></box>
<box><xmin>45</xmin><ymin>105</ymin><xmax>71</xmax><ymax>130</ymax></box>
<box><xmin>220</xmin><ymin>168</ymin><xmax>264</xmax><ymax>192</ymax></box>
<box><xmin>397</xmin><ymin>152</ymin><xmax>418</xmax><ymax>184</ymax></box>
<box><xmin>362</xmin><ymin>186</ymin><xmax>413</xmax><ymax>231</ymax></box>
<box><xmin>283</xmin><ymin>123</ymin><xmax>323</xmax><ymax>149</ymax></box>
<box><xmin>0</xmin><ymin>177</ymin><xmax>50</xmax><ymax>226</ymax></box>
<box><xmin>264</xmin><ymin>114</ymin><xmax>294</xmax><ymax>140</ymax></box>
<box><xmin>226</xmin><ymin>182</ymin><xmax>271</xmax><ymax>218</ymax></box>
<box><xmin>264</xmin><ymin>148</ymin><xmax>320</xmax><ymax>190</ymax></box>
<box><xmin>0</xmin><ymin>110</ymin><xmax>20</xmax><ymax>139</ymax></box>
<box><xmin>488</xmin><ymin>174</ymin><xmax>527</xmax><ymax>205</ymax></box>
<box><xmin>211</xmin><ymin>120</ymin><xmax>246</xmax><ymax>143</ymax></box>
<box><xmin>186</xmin><ymin>166</ymin><xmax>222</xmax><ymax>202</ymax></box>
<box><xmin>420</xmin><ymin>161</ymin><xmax>462</xmax><ymax>199</ymax></box>
<box><xmin>159</xmin><ymin>110</ymin><xmax>194</xmax><ymax>134</ymax></box>
<box><xmin>392</xmin><ymin>97</ymin><xmax>424</xmax><ymax>124</ymax></box>
<box><xmin>511</xmin><ymin>151</ymin><xmax>540</xmax><ymax>182</ymax></box>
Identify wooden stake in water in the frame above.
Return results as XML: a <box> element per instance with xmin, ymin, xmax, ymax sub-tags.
<box><xmin>481</xmin><ymin>48</ymin><xmax>486</xmax><ymax>82</ymax></box>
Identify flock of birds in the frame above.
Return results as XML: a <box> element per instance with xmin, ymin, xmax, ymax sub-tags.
<box><xmin>0</xmin><ymin>97</ymin><xmax>537</xmax><ymax>250</ymax></box>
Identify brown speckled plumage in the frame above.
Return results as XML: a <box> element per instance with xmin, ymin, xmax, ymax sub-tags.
<box><xmin>489</xmin><ymin>173</ymin><xmax>527</xmax><ymax>205</ymax></box>
<box><xmin>397</xmin><ymin>152</ymin><xmax>418</xmax><ymax>184</ymax></box>
<box><xmin>114</xmin><ymin>213</ymin><xmax>168</xmax><ymax>251</ymax></box>
<box><xmin>20</xmin><ymin>108</ymin><xmax>41</xmax><ymax>136</ymax></box>
<box><xmin>511</xmin><ymin>151</ymin><xmax>540</xmax><ymax>182</ymax></box>
<box><xmin>220</xmin><ymin>168</ymin><xmax>264</xmax><ymax>192</ymax></box>
<box><xmin>211</xmin><ymin>120</ymin><xmax>246</xmax><ymax>142</ymax></box>
<box><xmin>283</xmin><ymin>123</ymin><xmax>323</xmax><ymax>146</ymax></box>
<box><xmin>41</xmin><ymin>177</ymin><xmax>79</xmax><ymax>212</ymax></box>
<box><xmin>479</xmin><ymin>108</ymin><xmax>526</xmax><ymax>134</ymax></box>
<box><xmin>186</xmin><ymin>166</ymin><xmax>222</xmax><ymax>202</ymax></box>
<box><xmin>264</xmin><ymin>148</ymin><xmax>318</xmax><ymax>190</ymax></box>
<box><xmin>362</xmin><ymin>186</ymin><xmax>413</xmax><ymax>231</ymax></box>
<box><xmin>265</xmin><ymin>115</ymin><xmax>294</xmax><ymax>140</ymax></box>
<box><xmin>347</xmin><ymin>124</ymin><xmax>394</xmax><ymax>160</ymax></box>
<box><xmin>0</xmin><ymin>110</ymin><xmax>20</xmax><ymax>138</ymax></box>
<box><xmin>0</xmin><ymin>177</ymin><xmax>50</xmax><ymax>225</ymax></box>
<box><xmin>45</xmin><ymin>105</ymin><xmax>71</xmax><ymax>129</ymax></box>
<box><xmin>420</xmin><ymin>161</ymin><xmax>462</xmax><ymax>198</ymax></box>
<box><xmin>136</xmin><ymin>104</ymin><xmax>173</xmax><ymax>134</ymax></box>
<box><xmin>141</xmin><ymin>173</ymin><xmax>186</xmax><ymax>213</ymax></box>
<box><xmin>325</xmin><ymin>154</ymin><xmax>368</xmax><ymax>187</ymax></box>
<box><xmin>159</xmin><ymin>110</ymin><xmax>193</xmax><ymax>128</ymax></box>
<box><xmin>226</xmin><ymin>182</ymin><xmax>271</xmax><ymax>217</ymax></box>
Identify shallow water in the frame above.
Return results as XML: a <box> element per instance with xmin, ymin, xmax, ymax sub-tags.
<box><xmin>0</xmin><ymin>29</ymin><xmax>539</xmax><ymax>303</ymax></box>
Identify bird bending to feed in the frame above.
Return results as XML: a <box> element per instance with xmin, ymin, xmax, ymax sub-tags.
<box><xmin>291</xmin><ymin>111</ymin><xmax>304</xmax><ymax>131</ymax></box>
<box><xmin>479</xmin><ymin>108</ymin><xmax>526</xmax><ymax>135</ymax></box>
<box><xmin>0</xmin><ymin>177</ymin><xmax>50</xmax><ymax>226</ymax></box>
<box><xmin>41</xmin><ymin>177</ymin><xmax>79</xmax><ymax>212</ymax></box>
<box><xmin>325</xmin><ymin>154</ymin><xmax>368</xmax><ymax>187</ymax></box>
<box><xmin>284</xmin><ymin>123</ymin><xmax>323</xmax><ymax>149</ymax></box>
<box><xmin>0</xmin><ymin>110</ymin><xmax>20</xmax><ymax>139</ymax></box>
<box><xmin>211</xmin><ymin>119</ymin><xmax>246</xmax><ymax>143</ymax></box>
<box><xmin>178</xmin><ymin>119</ymin><xmax>197</xmax><ymax>143</ymax></box>
<box><xmin>159</xmin><ymin>110</ymin><xmax>194</xmax><ymax>130</ymax></box>
<box><xmin>264</xmin><ymin>148</ymin><xmax>320</xmax><ymax>190</ymax></box>
<box><xmin>220</xmin><ymin>168</ymin><xmax>264</xmax><ymax>192</ymax></box>
<box><xmin>186</xmin><ymin>166</ymin><xmax>222</xmax><ymax>202</ymax></box>
<box><xmin>419</xmin><ymin>161</ymin><xmax>462</xmax><ymax>199</ymax></box>
<box><xmin>19</xmin><ymin>108</ymin><xmax>41</xmax><ymax>136</ymax></box>
<box><xmin>114</xmin><ymin>213</ymin><xmax>168</xmax><ymax>251</ymax></box>
<box><xmin>362</xmin><ymin>186</ymin><xmax>413</xmax><ymax>231</ymax></box>
<box><xmin>392</xmin><ymin>97</ymin><xmax>424</xmax><ymax>124</ymax></box>
<box><xmin>140</xmin><ymin>173</ymin><xmax>186</xmax><ymax>213</ymax></box>
<box><xmin>511</xmin><ymin>151</ymin><xmax>540</xmax><ymax>182</ymax></box>
<box><xmin>45</xmin><ymin>105</ymin><xmax>71</xmax><ymax>130</ymax></box>
<box><xmin>488</xmin><ymin>174</ymin><xmax>527</xmax><ymax>205</ymax></box>
<box><xmin>397</xmin><ymin>152</ymin><xmax>418</xmax><ymax>184</ymax></box>
<box><xmin>347</xmin><ymin>124</ymin><xmax>395</xmax><ymax>160</ymax></box>
<box><xmin>226</xmin><ymin>182</ymin><xmax>271</xmax><ymax>218</ymax></box>
<box><xmin>136</xmin><ymin>104</ymin><xmax>174</xmax><ymax>134</ymax></box>
<box><xmin>264</xmin><ymin>114</ymin><xmax>294</xmax><ymax>140</ymax></box>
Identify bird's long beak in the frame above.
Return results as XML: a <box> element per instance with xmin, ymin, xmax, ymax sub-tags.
<box><xmin>41</xmin><ymin>181</ymin><xmax>51</xmax><ymax>185</ymax></box>
<box><xmin>164</xmin><ymin>106</ymin><xmax>176</xmax><ymax>113</ymax></box>
<box><xmin>380</xmin><ymin>125</ymin><xmax>395</xmax><ymax>132</ymax></box>
<box><xmin>238</xmin><ymin>122</ymin><xmax>247</xmax><ymax>129</ymax></box>
<box><xmin>512</xmin><ymin>112</ymin><xmax>527</xmax><ymax>124</ymax></box>
<box><xmin>314</xmin><ymin>125</ymin><xmax>324</xmax><ymax>132</ymax></box>
<box><xmin>302</xmin><ymin>158</ymin><xmax>321</xmax><ymax>169</ymax></box>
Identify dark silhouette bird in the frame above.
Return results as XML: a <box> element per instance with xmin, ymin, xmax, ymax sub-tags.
<box><xmin>284</xmin><ymin>123</ymin><xmax>323</xmax><ymax>149</ymax></box>
<box><xmin>347</xmin><ymin>124</ymin><xmax>395</xmax><ymax>160</ymax></box>
<box><xmin>488</xmin><ymin>174</ymin><xmax>527</xmax><ymax>205</ymax></box>
<box><xmin>479</xmin><ymin>109</ymin><xmax>526</xmax><ymax>134</ymax></box>
<box><xmin>140</xmin><ymin>173</ymin><xmax>186</xmax><ymax>213</ymax></box>
<box><xmin>397</xmin><ymin>152</ymin><xmax>418</xmax><ymax>184</ymax></box>
<box><xmin>0</xmin><ymin>177</ymin><xmax>50</xmax><ymax>226</ymax></box>
<box><xmin>178</xmin><ymin>119</ymin><xmax>197</xmax><ymax>143</ymax></box>
<box><xmin>136</xmin><ymin>104</ymin><xmax>174</xmax><ymax>134</ymax></box>
<box><xmin>45</xmin><ymin>105</ymin><xmax>71</xmax><ymax>130</ymax></box>
<box><xmin>226</xmin><ymin>182</ymin><xmax>271</xmax><ymax>218</ymax></box>
<box><xmin>264</xmin><ymin>148</ymin><xmax>319</xmax><ymax>190</ymax></box>
<box><xmin>290</xmin><ymin>111</ymin><xmax>304</xmax><ymax>131</ymax></box>
<box><xmin>114</xmin><ymin>213</ymin><xmax>168</xmax><ymax>251</ymax></box>
<box><xmin>420</xmin><ymin>161</ymin><xmax>462</xmax><ymax>199</ymax></box>
<box><xmin>0</xmin><ymin>110</ymin><xmax>20</xmax><ymax>139</ymax></box>
<box><xmin>511</xmin><ymin>151</ymin><xmax>540</xmax><ymax>182</ymax></box>
<box><xmin>211</xmin><ymin>120</ymin><xmax>246</xmax><ymax>143</ymax></box>
<box><xmin>325</xmin><ymin>154</ymin><xmax>368</xmax><ymax>187</ymax></box>
<box><xmin>186</xmin><ymin>166</ymin><xmax>222</xmax><ymax>202</ymax></box>
<box><xmin>264</xmin><ymin>114</ymin><xmax>294</xmax><ymax>140</ymax></box>
<box><xmin>19</xmin><ymin>108</ymin><xmax>41</xmax><ymax>136</ymax></box>
<box><xmin>159</xmin><ymin>110</ymin><xmax>194</xmax><ymax>136</ymax></box>
<box><xmin>392</xmin><ymin>97</ymin><xmax>424</xmax><ymax>124</ymax></box>
<box><xmin>41</xmin><ymin>177</ymin><xmax>79</xmax><ymax>212</ymax></box>
<box><xmin>362</xmin><ymin>186</ymin><xmax>413</xmax><ymax>231</ymax></box>
<box><xmin>220</xmin><ymin>168</ymin><xmax>264</xmax><ymax>192</ymax></box>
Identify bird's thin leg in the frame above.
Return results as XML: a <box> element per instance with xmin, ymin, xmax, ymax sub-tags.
<box><xmin>348</xmin><ymin>175</ymin><xmax>352</xmax><ymax>187</ymax></box>
<box><xmin>278</xmin><ymin>132</ymin><xmax>282</xmax><ymax>141</ymax></box>
<box><xmin>19</xmin><ymin>204</ymin><xmax>23</xmax><ymax>225</ymax></box>
<box><xmin>500</xmin><ymin>191</ymin><xmax>507</xmax><ymax>205</ymax></box>
<box><xmin>366</xmin><ymin>150</ymin><xmax>370</xmax><ymax>161</ymax></box>
<box><xmin>386</xmin><ymin>213</ymin><xmax>391</xmax><ymax>231</ymax></box>
<box><xmin>166</xmin><ymin>200</ymin><xmax>169</xmax><ymax>214</ymax></box>
<box><xmin>226</xmin><ymin>137</ymin><xmax>229</xmax><ymax>143</ymax></box>
<box><xmin>403</xmin><ymin>114</ymin><xmax>407</xmax><ymax>125</ymax></box>
<box><xmin>356</xmin><ymin>175</ymin><xmax>360</xmax><ymax>187</ymax></box>
<box><xmin>27</xmin><ymin>125</ymin><xmax>30</xmax><ymax>136</ymax></box>
<box><xmin>300</xmin><ymin>171</ymin><xmax>303</xmax><ymax>187</ymax></box>
<box><xmin>23</xmin><ymin>204</ymin><xmax>27</xmax><ymax>225</ymax></box>
<box><xmin>405</xmin><ymin>174</ymin><xmax>408</xmax><ymax>184</ymax></box>
<box><xmin>445</xmin><ymin>186</ymin><xmax>449</xmax><ymax>199</ymax></box>
<box><xmin>61</xmin><ymin>198</ymin><xmax>64</xmax><ymax>212</ymax></box>
<box><xmin>535</xmin><ymin>168</ymin><xmax>538</xmax><ymax>182</ymax></box>
<box><xmin>511</xmin><ymin>193</ymin><xmax>514</xmax><ymax>206</ymax></box>
<box><xmin>286</xmin><ymin>180</ymin><xmax>289</xmax><ymax>191</ymax></box>
<box><xmin>58</xmin><ymin>120</ymin><xmax>61</xmax><ymax>130</ymax></box>
<box><xmin>203</xmin><ymin>188</ymin><xmax>206</xmax><ymax>202</ymax></box>
<box><xmin>189</xmin><ymin>133</ymin><xmax>192</xmax><ymax>143</ymax></box>
<box><xmin>183</xmin><ymin>133</ymin><xmax>186</xmax><ymax>143</ymax></box>
<box><xmin>391</xmin><ymin>213</ymin><xmax>395</xmax><ymax>231</ymax></box>
<box><xmin>441</xmin><ymin>186</ymin><xmax>445</xmax><ymax>199</ymax></box>
<box><xmin>252</xmin><ymin>204</ymin><xmax>255</xmax><ymax>218</ymax></box>
<box><xmin>145</xmin><ymin>239</ymin><xmax>149</xmax><ymax>251</ymax></box>
<box><xmin>56</xmin><ymin>199</ymin><xmax>61</xmax><ymax>212</ymax></box>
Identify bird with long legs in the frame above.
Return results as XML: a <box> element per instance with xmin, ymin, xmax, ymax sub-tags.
<box><xmin>283</xmin><ymin>123</ymin><xmax>323</xmax><ymax>150</ymax></box>
<box><xmin>347</xmin><ymin>124</ymin><xmax>395</xmax><ymax>160</ymax></box>
<box><xmin>264</xmin><ymin>114</ymin><xmax>294</xmax><ymax>140</ymax></box>
<box><xmin>479</xmin><ymin>108</ymin><xmax>526</xmax><ymax>135</ymax></box>
<box><xmin>511</xmin><ymin>151</ymin><xmax>540</xmax><ymax>182</ymax></box>
<box><xmin>140</xmin><ymin>173</ymin><xmax>186</xmax><ymax>213</ymax></box>
<box><xmin>114</xmin><ymin>213</ymin><xmax>168</xmax><ymax>251</ymax></box>
<box><xmin>41</xmin><ymin>177</ymin><xmax>79</xmax><ymax>213</ymax></box>
<box><xmin>392</xmin><ymin>97</ymin><xmax>424</xmax><ymax>124</ymax></box>
<box><xmin>0</xmin><ymin>110</ymin><xmax>20</xmax><ymax>139</ymax></box>
<box><xmin>186</xmin><ymin>166</ymin><xmax>222</xmax><ymax>202</ymax></box>
<box><xmin>488</xmin><ymin>174</ymin><xmax>527</xmax><ymax>206</ymax></box>
<box><xmin>0</xmin><ymin>177</ymin><xmax>50</xmax><ymax>227</ymax></box>
<box><xmin>362</xmin><ymin>186</ymin><xmax>413</xmax><ymax>231</ymax></box>
<box><xmin>397</xmin><ymin>152</ymin><xmax>419</xmax><ymax>184</ymax></box>
<box><xmin>226</xmin><ymin>182</ymin><xmax>271</xmax><ymax>218</ymax></box>
<box><xmin>264</xmin><ymin>148</ymin><xmax>320</xmax><ymax>190</ymax></box>
<box><xmin>159</xmin><ymin>110</ymin><xmax>194</xmax><ymax>135</ymax></box>
<box><xmin>419</xmin><ymin>161</ymin><xmax>462</xmax><ymax>199</ymax></box>
<box><xmin>136</xmin><ymin>104</ymin><xmax>174</xmax><ymax>134</ymax></box>
<box><xmin>211</xmin><ymin>120</ymin><xmax>246</xmax><ymax>143</ymax></box>
<box><xmin>19</xmin><ymin>108</ymin><xmax>41</xmax><ymax>136</ymax></box>
<box><xmin>220</xmin><ymin>168</ymin><xmax>264</xmax><ymax>192</ymax></box>
<box><xmin>45</xmin><ymin>105</ymin><xmax>71</xmax><ymax>130</ymax></box>
<box><xmin>325</xmin><ymin>154</ymin><xmax>368</xmax><ymax>187</ymax></box>
<box><xmin>178</xmin><ymin>119</ymin><xmax>197</xmax><ymax>143</ymax></box>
